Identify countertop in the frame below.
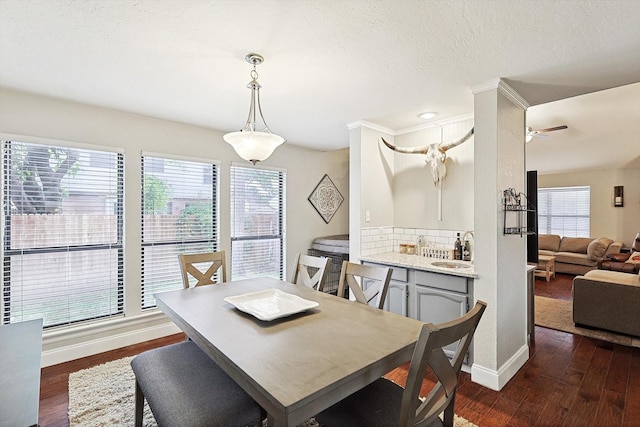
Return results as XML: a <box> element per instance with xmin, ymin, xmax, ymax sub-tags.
<box><xmin>360</xmin><ymin>252</ymin><xmax>477</xmax><ymax>278</ymax></box>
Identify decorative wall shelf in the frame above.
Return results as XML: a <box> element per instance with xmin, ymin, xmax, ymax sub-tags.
<box><xmin>502</xmin><ymin>188</ymin><xmax>536</xmax><ymax>236</ymax></box>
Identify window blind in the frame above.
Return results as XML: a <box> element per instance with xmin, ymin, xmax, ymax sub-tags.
<box><xmin>230</xmin><ymin>166</ymin><xmax>285</xmax><ymax>281</ymax></box>
<box><xmin>141</xmin><ymin>156</ymin><xmax>218</xmax><ymax>308</ymax></box>
<box><xmin>2</xmin><ymin>141</ymin><xmax>124</xmax><ymax>328</ymax></box>
<box><xmin>538</xmin><ymin>186</ymin><xmax>590</xmax><ymax>237</ymax></box>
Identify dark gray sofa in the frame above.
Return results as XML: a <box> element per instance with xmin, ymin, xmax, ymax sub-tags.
<box><xmin>573</xmin><ymin>269</ymin><xmax>640</xmax><ymax>337</ymax></box>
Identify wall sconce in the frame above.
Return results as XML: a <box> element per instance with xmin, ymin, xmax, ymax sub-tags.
<box><xmin>613</xmin><ymin>186</ymin><xmax>624</xmax><ymax>207</ymax></box>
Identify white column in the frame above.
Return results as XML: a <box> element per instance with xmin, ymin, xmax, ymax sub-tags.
<box><xmin>470</xmin><ymin>79</ymin><xmax>531</xmax><ymax>390</ymax></box>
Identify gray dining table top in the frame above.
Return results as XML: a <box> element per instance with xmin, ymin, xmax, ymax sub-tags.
<box><xmin>155</xmin><ymin>276</ymin><xmax>424</xmax><ymax>427</ymax></box>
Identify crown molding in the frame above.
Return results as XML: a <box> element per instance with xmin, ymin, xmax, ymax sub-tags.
<box><xmin>470</xmin><ymin>78</ymin><xmax>530</xmax><ymax>110</ymax></box>
<box><xmin>346</xmin><ymin>120</ymin><xmax>396</xmax><ymax>135</ymax></box>
<box><xmin>395</xmin><ymin>113</ymin><xmax>475</xmax><ymax>135</ymax></box>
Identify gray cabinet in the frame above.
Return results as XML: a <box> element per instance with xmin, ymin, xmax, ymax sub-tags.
<box><xmin>386</xmin><ymin>280</ymin><xmax>409</xmax><ymax>316</ymax></box>
<box><xmin>413</xmin><ymin>270</ymin><xmax>470</xmax><ymax>325</ymax></box>
<box><xmin>363</xmin><ymin>261</ymin><xmax>475</xmax><ymax>365</ymax></box>
<box><xmin>414</xmin><ymin>270</ymin><xmax>472</xmax><ymax>362</ymax></box>
<box><xmin>414</xmin><ymin>284</ymin><xmax>468</xmax><ymax>324</ymax></box>
<box><xmin>362</xmin><ymin>262</ymin><xmax>409</xmax><ymax>316</ymax></box>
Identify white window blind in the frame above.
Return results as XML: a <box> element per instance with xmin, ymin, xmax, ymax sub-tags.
<box><xmin>230</xmin><ymin>166</ymin><xmax>285</xmax><ymax>281</ymax></box>
<box><xmin>141</xmin><ymin>156</ymin><xmax>218</xmax><ymax>308</ymax></box>
<box><xmin>2</xmin><ymin>140</ymin><xmax>124</xmax><ymax>328</ymax></box>
<box><xmin>538</xmin><ymin>186</ymin><xmax>590</xmax><ymax>237</ymax></box>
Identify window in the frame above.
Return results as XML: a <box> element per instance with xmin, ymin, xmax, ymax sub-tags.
<box><xmin>230</xmin><ymin>166</ymin><xmax>285</xmax><ymax>281</ymax></box>
<box><xmin>538</xmin><ymin>186</ymin><xmax>590</xmax><ymax>237</ymax></box>
<box><xmin>2</xmin><ymin>140</ymin><xmax>124</xmax><ymax>328</ymax></box>
<box><xmin>141</xmin><ymin>155</ymin><xmax>218</xmax><ymax>308</ymax></box>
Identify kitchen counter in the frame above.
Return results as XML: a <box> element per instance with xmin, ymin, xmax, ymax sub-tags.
<box><xmin>360</xmin><ymin>252</ymin><xmax>477</xmax><ymax>278</ymax></box>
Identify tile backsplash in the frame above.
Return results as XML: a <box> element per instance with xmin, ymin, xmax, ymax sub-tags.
<box><xmin>360</xmin><ymin>226</ymin><xmax>468</xmax><ymax>257</ymax></box>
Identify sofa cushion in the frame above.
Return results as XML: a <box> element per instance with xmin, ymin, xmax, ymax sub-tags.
<box><xmin>559</xmin><ymin>237</ymin><xmax>593</xmax><ymax>254</ymax></box>
<box><xmin>555</xmin><ymin>252</ymin><xmax>596</xmax><ymax>267</ymax></box>
<box><xmin>604</xmin><ymin>241</ymin><xmax>623</xmax><ymax>256</ymax></box>
<box><xmin>587</xmin><ymin>237</ymin><xmax>614</xmax><ymax>261</ymax></box>
<box><xmin>538</xmin><ymin>249</ymin><xmax>556</xmax><ymax>257</ymax></box>
<box><xmin>584</xmin><ymin>269</ymin><xmax>640</xmax><ymax>286</ymax></box>
<box><xmin>539</xmin><ymin>234</ymin><xmax>561</xmax><ymax>251</ymax></box>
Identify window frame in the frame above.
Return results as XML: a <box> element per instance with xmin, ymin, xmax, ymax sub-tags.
<box><xmin>537</xmin><ymin>185</ymin><xmax>591</xmax><ymax>237</ymax></box>
<box><xmin>230</xmin><ymin>164</ymin><xmax>286</xmax><ymax>281</ymax></box>
<box><xmin>140</xmin><ymin>153</ymin><xmax>220</xmax><ymax>308</ymax></box>
<box><xmin>2</xmin><ymin>139</ymin><xmax>125</xmax><ymax>328</ymax></box>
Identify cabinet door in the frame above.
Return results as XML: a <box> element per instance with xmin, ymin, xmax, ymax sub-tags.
<box><xmin>362</xmin><ymin>262</ymin><xmax>408</xmax><ymax>315</ymax></box>
<box><xmin>414</xmin><ymin>285</ymin><xmax>468</xmax><ymax>358</ymax></box>
<box><xmin>384</xmin><ymin>281</ymin><xmax>408</xmax><ymax>316</ymax></box>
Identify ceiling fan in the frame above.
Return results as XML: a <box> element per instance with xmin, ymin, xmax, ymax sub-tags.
<box><xmin>526</xmin><ymin>125</ymin><xmax>568</xmax><ymax>142</ymax></box>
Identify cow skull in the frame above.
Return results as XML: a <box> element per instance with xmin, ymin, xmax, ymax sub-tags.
<box><xmin>381</xmin><ymin>127</ymin><xmax>474</xmax><ymax>188</ymax></box>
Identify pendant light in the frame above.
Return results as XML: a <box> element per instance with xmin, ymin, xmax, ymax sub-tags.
<box><xmin>223</xmin><ymin>53</ymin><xmax>285</xmax><ymax>164</ymax></box>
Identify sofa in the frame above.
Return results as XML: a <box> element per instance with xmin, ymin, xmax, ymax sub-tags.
<box><xmin>538</xmin><ymin>234</ymin><xmax>623</xmax><ymax>275</ymax></box>
<box><xmin>597</xmin><ymin>232</ymin><xmax>640</xmax><ymax>274</ymax></box>
<box><xmin>573</xmin><ymin>269</ymin><xmax>640</xmax><ymax>337</ymax></box>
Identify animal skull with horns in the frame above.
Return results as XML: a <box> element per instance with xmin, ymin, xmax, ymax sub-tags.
<box><xmin>381</xmin><ymin>128</ymin><xmax>474</xmax><ymax>188</ymax></box>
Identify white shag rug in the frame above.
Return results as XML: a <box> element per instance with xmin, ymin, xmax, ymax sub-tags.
<box><xmin>68</xmin><ymin>356</ymin><xmax>478</xmax><ymax>427</ymax></box>
<box><xmin>68</xmin><ymin>357</ymin><xmax>156</xmax><ymax>427</ymax></box>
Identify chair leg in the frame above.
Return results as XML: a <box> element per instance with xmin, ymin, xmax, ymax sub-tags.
<box><xmin>442</xmin><ymin>394</ymin><xmax>456</xmax><ymax>427</ymax></box>
<box><xmin>134</xmin><ymin>380</ymin><xmax>144</xmax><ymax>427</ymax></box>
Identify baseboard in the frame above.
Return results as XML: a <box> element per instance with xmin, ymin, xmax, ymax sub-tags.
<box><xmin>41</xmin><ymin>314</ymin><xmax>181</xmax><ymax>367</ymax></box>
<box><xmin>470</xmin><ymin>344</ymin><xmax>529</xmax><ymax>391</ymax></box>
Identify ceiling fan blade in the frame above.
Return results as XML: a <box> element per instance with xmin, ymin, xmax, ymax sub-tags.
<box><xmin>536</xmin><ymin>125</ymin><xmax>568</xmax><ymax>133</ymax></box>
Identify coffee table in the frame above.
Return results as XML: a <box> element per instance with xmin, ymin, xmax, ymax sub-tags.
<box><xmin>534</xmin><ymin>255</ymin><xmax>556</xmax><ymax>282</ymax></box>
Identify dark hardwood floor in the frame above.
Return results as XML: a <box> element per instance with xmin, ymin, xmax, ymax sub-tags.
<box><xmin>39</xmin><ymin>274</ymin><xmax>640</xmax><ymax>426</ymax></box>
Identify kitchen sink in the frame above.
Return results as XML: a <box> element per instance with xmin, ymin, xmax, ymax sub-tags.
<box><xmin>431</xmin><ymin>261</ymin><xmax>471</xmax><ymax>269</ymax></box>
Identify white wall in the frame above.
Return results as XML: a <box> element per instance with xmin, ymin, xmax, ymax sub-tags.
<box><xmin>351</xmin><ymin>118</ymin><xmax>475</xmax><ymax>260</ymax></box>
<box><xmin>0</xmin><ymin>87</ymin><xmax>349</xmax><ymax>365</ymax></box>
<box><xmin>358</xmin><ymin>125</ymin><xmax>395</xmax><ymax>228</ymax></box>
<box><xmin>393</xmin><ymin>118</ymin><xmax>474</xmax><ymax>230</ymax></box>
<box><xmin>537</xmin><ymin>167</ymin><xmax>640</xmax><ymax>246</ymax></box>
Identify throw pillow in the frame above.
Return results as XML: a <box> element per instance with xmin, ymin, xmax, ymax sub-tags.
<box><xmin>627</xmin><ymin>251</ymin><xmax>640</xmax><ymax>264</ymax></box>
<box><xmin>587</xmin><ymin>237</ymin><xmax>614</xmax><ymax>261</ymax></box>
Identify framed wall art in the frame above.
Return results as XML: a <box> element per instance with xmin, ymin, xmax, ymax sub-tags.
<box><xmin>308</xmin><ymin>174</ymin><xmax>344</xmax><ymax>224</ymax></box>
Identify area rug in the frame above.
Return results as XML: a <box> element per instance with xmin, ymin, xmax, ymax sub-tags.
<box><xmin>534</xmin><ymin>295</ymin><xmax>640</xmax><ymax>348</ymax></box>
<box><xmin>68</xmin><ymin>356</ymin><xmax>478</xmax><ymax>427</ymax></box>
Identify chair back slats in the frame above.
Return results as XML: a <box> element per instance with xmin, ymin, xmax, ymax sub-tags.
<box><xmin>291</xmin><ymin>254</ymin><xmax>331</xmax><ymax>291</ymax></box>
<box><xmin>179</xmin><ymin>251</ymin><xmax>227</xmax><ymax>288</ymax></box>
<box><xmin>400</xmin><ymin>300</ymin><xmax>487</xmax><ymax>427</ymax></box>
<box><xmin>337</xmin><ymin>261</ymin><xmax>392</xmax><ymax>309</ymax></box>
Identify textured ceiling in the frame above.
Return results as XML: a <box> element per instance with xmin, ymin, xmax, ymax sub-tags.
<box><xmin>0</xmin><ymin>0</ymin><xmax>639</xmax><ymax>172</ymax></box>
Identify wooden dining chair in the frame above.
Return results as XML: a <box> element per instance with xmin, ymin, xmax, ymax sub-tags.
<box><xmin>291</xmin><ymin>253</ymin><xmax>331</xmax><ymax>291</ymax></box>
<box><xmin>314</xmin><ymin>300</ymin><xmax>487</xmax><ymax>427</ymax></box>
<box><xmin>178</xmin><ymin>251</ymin><xmax>226</xmax><ymax>288</ymax></box>
<box><xmin>337</xmin><ymin>261</ymin><xmax>392</xmax><ymax>309</ymax></box>
<box><xmin>131</xmin><ymin>341</ymin><xmax>265</xmax><ymax>427</ymax></box>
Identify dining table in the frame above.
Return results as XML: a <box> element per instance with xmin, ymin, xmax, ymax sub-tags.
<box><xmin>155</xmin><ymin>276</ymin><xmax>424</xmax><ymax>427</ymax></box>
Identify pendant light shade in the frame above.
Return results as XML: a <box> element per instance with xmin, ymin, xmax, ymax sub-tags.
<box><xmin>223</xmin><ymin>53</ymin><xmax>285</xmax><ymax>164</ymax></box>
<box><xmin>223</xmin><ymin>131</ymin><xmax>285</xmax><ymax>164</ymax></box>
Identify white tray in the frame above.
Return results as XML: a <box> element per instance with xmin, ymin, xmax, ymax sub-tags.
<box><xmin>224</xmin><ymin>288</ymin><xmax>319</xmax><ymax>321</ymax></box>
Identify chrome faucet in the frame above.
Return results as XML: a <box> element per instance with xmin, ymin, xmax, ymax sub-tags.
<box><xmin>462</xmin><ymin>230</ymin><xmax>474</xmax><ymax>263</ymax></box>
